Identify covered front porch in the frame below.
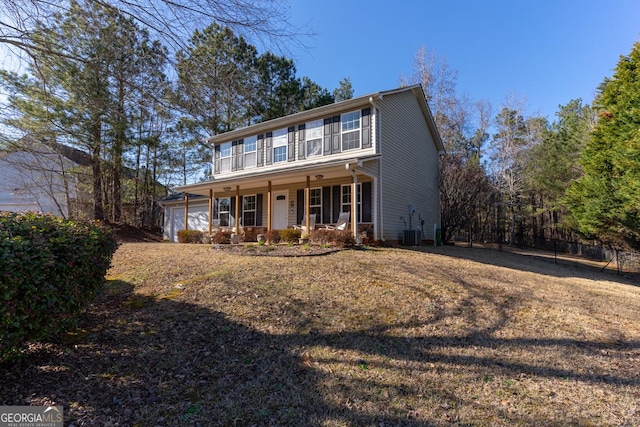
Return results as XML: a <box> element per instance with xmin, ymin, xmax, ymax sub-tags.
<box><xmin>172</xmin><ymin>156</ymin><xmax>380</xmax><ymax>243</ymax></box>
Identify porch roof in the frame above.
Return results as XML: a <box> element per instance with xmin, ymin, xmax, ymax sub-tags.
<box><xmin>175</xmin><ymin>154</ymin><xmax>381</xmax><ymax>196</ymax></box>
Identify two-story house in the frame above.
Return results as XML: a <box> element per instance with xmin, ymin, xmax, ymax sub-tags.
<box><xmin>161</xmin><ymin>84</ymin><xmax>444</xmax><ymax>244</ymax></box>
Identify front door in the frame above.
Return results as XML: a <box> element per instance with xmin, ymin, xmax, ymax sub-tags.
<box><xmin>272</xmin><ymin>191</ymin><xmax>288</xmax><ymax>230</ymax></box>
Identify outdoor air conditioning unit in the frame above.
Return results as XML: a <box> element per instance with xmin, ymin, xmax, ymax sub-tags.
<box><xmin>402</xmin><ymin>229</ymin><xmax>421</xmax><ymax>246</ymax></box>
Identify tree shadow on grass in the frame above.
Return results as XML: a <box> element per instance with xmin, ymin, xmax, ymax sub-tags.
<box><xmin>0</xmin><ymin>280</ymin><xmax>436</xmax><ymax>426</ymax></box>
<box><xmin>1</xmin><ymin>278</ymin><xmax>638</xmax><ymax>426</ymax></box>
<box><xmin>408</xmin><ymin>244</ymin><xmax>640</xmax><ymax>286</ymax></box>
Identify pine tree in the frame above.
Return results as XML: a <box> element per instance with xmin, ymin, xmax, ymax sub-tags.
<box><xmin>1</xmin><ymin>0</ymin><xmax>168</xmax><ymax>222</ymax></box>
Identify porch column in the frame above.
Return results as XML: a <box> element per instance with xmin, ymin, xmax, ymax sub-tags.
<box><xmin>235</xmin><ymin>185</ymin><xmax>240</xmax><ymax>232</ymax></box>
<box><xmin>208</xmin><ymin>189</ymin><xmax>213</xmax><ymax>234</ymax></box>
<box><xmin>352</xmin><ymin>174</ymin><xmax>358</xmax><ymax>242</ymax></box>
<box><xmin>184</xmin><ymin>193</ymin><xmax>189</xmax><ymax>231</ymax></box>
<box><xmin>373</xmin><ymin>177</ymin><xmax>379</xmax><ymax>241</ymax></box>
<box><xmin>305</xmin><ymin>175</ymin><xmax>311</xmax><ymax>233</ymax></box>
<box><xmin>267</xmin><ymin>180</ymin><xmax>272</xmax><ymax>231</ymax></box>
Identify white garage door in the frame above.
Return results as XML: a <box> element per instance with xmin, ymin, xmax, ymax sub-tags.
<box><xmin>170</xmin><ymin>204</ymin><xmax>210</xmax><ymax>242</ymax></box>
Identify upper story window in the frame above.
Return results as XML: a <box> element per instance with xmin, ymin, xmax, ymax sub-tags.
<box><xmin>341</xmin><ymin>111</ymin><xmax>361</xmax><ymax>151</ymax></box>
<box><xmin>244</xmin><ymin>135</ymin><xmax>257</xmax><ymax>168</ymax></box>
<box><xmin>306</xmin><ymin>119</ymin><xmax>323</xmax><ymax>157</ymax></box>
<box><xmin>220</xmin><ymin>142</ymin><xmax>232</xmax><ymax>173</ymax></box>
<box><xmin>273</xmin><ymin>128</ymin><xmax>287</xmax><ymax>163</ymax></box>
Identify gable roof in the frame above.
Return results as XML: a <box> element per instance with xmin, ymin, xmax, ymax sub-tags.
<box><xmin>0</xmin><ymin>136</ymin><xmax>93</xmax><ymax>167</ymax></box>
<box><xmin>206</xmin><ymin>84</ymin><xmax>444</xmax><ymax>152</ymax></box>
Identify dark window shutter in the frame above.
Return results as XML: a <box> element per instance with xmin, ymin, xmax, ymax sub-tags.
<box><xmin>214</xmin><ymin>145</ymin><xmax>221</xmax><ymax>174</ymax></box>
<box><xmin>322</xmin><ymin>186</ymin><xmax>331</xmax><ymax>224</ymax></box>
<box><xmin>256</xmin><ymin>193</ymin><xmax>263</xmax><ymax>226</ymax></box>
<box><xmin>266</xmin><ymin>132</ymin><xmax>273</xmax><ymax>165</ymax></box>
<box><xmin>362</xmin><ymin>108</ymin><xmax>371</xmax><ymax>149</ymax></box>
<box><xmin>213</xmin><ymin>198</ymin><xmax>219</xmax><ymax>219</ymax></box>
<box><xmin>231</xmin><ymin>140</ymin><xmax>238</xmax><ymax>171</ymax></box>
<box><xmin>296</xmin><ymin>189</ymin><xmax>304</xmax><ymax>224</ymax></box>
<box><xmin>257</xmin><ymin>134</ymin><xmax>264</xmax><ymax>167</ymax></box>
<box><xmin>287</xmin><ymin>126</ymin><xmax>295</xmax><ymax>161</ymax></box>
<box><xmin>323</xmin><ymin>118</ymin><xmax>332</xmax><ymax>155</ymax></box>
<box><xmin>331</xmin><ymin>116</ymin><xmax>341</xmax><ymax>154</ymax></box>
<box><xmin>298</xmin><ymin>124</ymin><xmax>306</xmax><ymax>160</ymax></box>
<box><xmin>236</xmin><ymin>138</ymin><xmax>244</xmax><ymax>170</ymax></box>
<box><xmin>332</xmin><ymin>185</ymin><xmax>341</xmax><ymax>223</ymax></box>
<box><xmin>362</xmin><ymin>181</ymin><xmax>372</xmax><ymax>222</ymax></box>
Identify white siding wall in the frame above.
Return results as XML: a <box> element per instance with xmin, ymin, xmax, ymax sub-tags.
<box><xmin>378</xmin><ymin>91</ymin><xmax>440</xmax><ymax>242</ymax></box>
<box><xmin>0</xmin><ymin>152</ymin><xmax>71</xmax><ymax>217</ymax></box>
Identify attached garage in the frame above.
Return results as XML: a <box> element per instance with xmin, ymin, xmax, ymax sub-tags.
<box><xmin>160</xmin><ymin>193</ymin><xmax>210</xmax><ymax>242</ymax></box>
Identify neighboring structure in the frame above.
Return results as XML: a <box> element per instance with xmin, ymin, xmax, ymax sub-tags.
<box><xmin>0</xmin><ymin>140</ymin><xmax>92</xmax><ymax>218</ymax></box>
<box><xmin>161</xmin><ymin>85</ymin><xmax>444</xmax><ymax>244</ymax></box>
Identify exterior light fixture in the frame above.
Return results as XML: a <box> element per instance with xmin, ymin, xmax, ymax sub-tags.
<box><xmin>315</xmin><ymin>174</ymin><xmax>324</xmax><ymax>180</ymax></box>
<box><xmin>223</xmin><ymin>186</ymin><xmax>231</xmax><ymax>192</ymax></box>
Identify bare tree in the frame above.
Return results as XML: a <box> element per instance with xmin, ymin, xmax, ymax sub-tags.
<box><xmin>399</xmin><ymin>46</ymin><xmax>457</xmax><ymax>123</ymax></box>
<box><xmin>489</xmin><ymin>93</ymin><xmax>543</xmax><ymax>247</ymax></box>
<box><xmin>0</xmin><ymin>138</ymin><xmax>93</xmax><ymax>218</ymax></box>
<box><xmin>439</xmin><ymin>154</ymin><xmax>493</xmax><ymax>243</ymax></box>
<box><xmin>1</xmin><ymin>0</ymin><xmax>301</xmax><ymax>61</ymax></box>
<box><xmin>400</xmin><ymin>45</ymin><xmax>493</xmax><ymax>158</ymax></box>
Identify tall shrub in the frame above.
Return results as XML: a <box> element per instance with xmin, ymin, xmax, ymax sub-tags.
<box><xmin>0</xmin><ymin>212</ymin><xmax>118</xmax><ymax>361</ymax></box>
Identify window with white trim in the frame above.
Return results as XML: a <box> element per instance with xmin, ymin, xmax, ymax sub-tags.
<box><xmin>341</xmin><ymin>184</ymin><xmax>362</xmax><ymax>222</ymax></box>
<box><xmin>310</xmin><ymin>188</ymin><xmax>322</xmax><ymax>220</ymax></box>
<box><xmin>244</xmin><ymin>135</ymin><xmax>257</xmax><ymax>168</ymax></box>
<box><xmin>220</xmin><ymin>142</ymin><xmax>232</xmax><ymax>173</ymax></box>
<box><xmin>273</xmin><ymin>128</ymin><xmax>287</xmax><ymax>163</ymax></box>
<box><xmin>242</xmin><ymin>194</ymin><xmax>256</xmax><ymax>226</ymax></box>
<box><xmin>218</xmin><ymin>197</ymin><xmax>230</xmax><ymax>226</ymax></box>
<box><xmin>341</xmin><ymin>111</ymin><xmax>361</xmax><ymax>151</ymax></box>
<box><xmin>306</xmin><ymin>119</ymin><xmax>323</xmax><ymax>157</ymax></box>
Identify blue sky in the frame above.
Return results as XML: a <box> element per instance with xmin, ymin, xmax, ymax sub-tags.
<box><xmin>287</xmin><ymin>0</ymin><xmax>640</xmax><ymax>121</ymax></box>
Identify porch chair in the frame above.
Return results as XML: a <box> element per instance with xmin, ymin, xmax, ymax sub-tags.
<box><xmin>323</xmin><ymin>211</ymin><xmax>350</xmax><ymax>231</ymax></box>
<box><xmin>294</xmin><ymin>213</ymin><xmax>316</xmax><ymax>233</ymax></box>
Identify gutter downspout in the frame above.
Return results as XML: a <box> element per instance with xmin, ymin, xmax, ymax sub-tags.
<box><xmin>369</xmin><ymin>95</ymin><xmax>384</xmax><ymax>242</ymax></box>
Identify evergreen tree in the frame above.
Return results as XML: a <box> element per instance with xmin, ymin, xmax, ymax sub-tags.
<box><xmin>566</xmin><ymin>42</ymin><xmax>640</xmax><ymax>249</ymax></box>
<box><xmin>0</xmin><ymin>0</ymin><xmax>169</xmax><ymax>222</ymax></box>
<box><xmin>333</xmin><ymin>77</ymin><xmax>353</xmax><ymax>102</ymax></box>
<box><xmin>175</xmin><ymin>23</ymin><xmax>258</xmax><ymax>137</ymax></box>
<box><xmin>525</xmin><ymin>100</ymin><xmax>594</xmax><ymax>242</ymax></box>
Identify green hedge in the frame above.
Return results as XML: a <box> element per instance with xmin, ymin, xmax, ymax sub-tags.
<box><xmin>0</xmin><ymin>212</ymin><xmax>119</xmax><ymax>362</ymax></box>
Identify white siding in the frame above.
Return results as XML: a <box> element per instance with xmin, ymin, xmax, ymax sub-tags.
<box><xmin>378</xmin><ymin>90</ymin><xmax>440</xmax><ymax>242</ymax></box>
<box><xmin>0</xmin><ymin>151</ymin><xmax>73</xmax><ymax>217</ymax></box>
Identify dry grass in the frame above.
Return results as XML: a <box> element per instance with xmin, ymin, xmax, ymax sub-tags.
<box><xmin>2</xmin><ymin>243</ymin><xmax>639</xmax><ymax>426</ymax></box>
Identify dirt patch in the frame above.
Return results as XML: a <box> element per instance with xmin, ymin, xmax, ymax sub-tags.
<box><xmin>109</xmin><ymin>223</ymin><xmax>163</xmax><ymax>243</ymax></box>
<box><xmin>213</xmin><ymin>242</ymin><xmax>343</xmax><ymax>257</ymax></box>
<box><xmin>2</xmin><ymin>243</ymin><xmax>639</xmax><ymax>426</ymax></box>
